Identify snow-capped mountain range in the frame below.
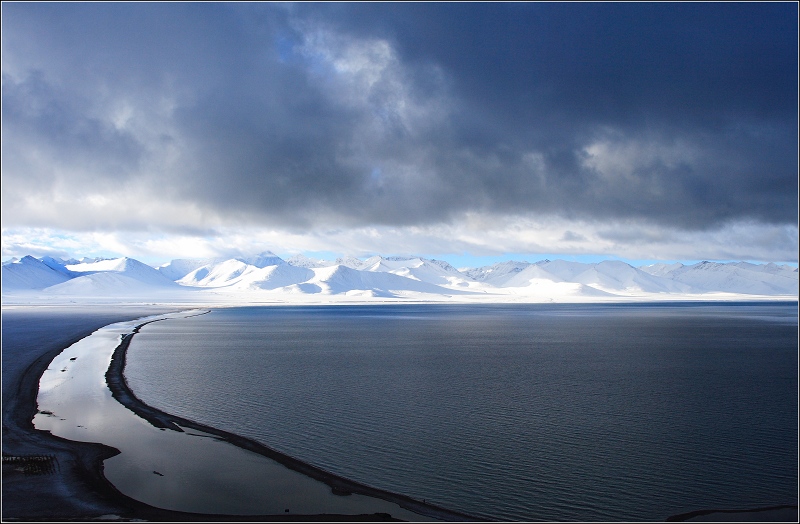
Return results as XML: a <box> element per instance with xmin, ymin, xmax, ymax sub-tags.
<box><xmin>2</xmin><ymin>251</ymin><xmax>797</xmax><ymax>304</ymax></box>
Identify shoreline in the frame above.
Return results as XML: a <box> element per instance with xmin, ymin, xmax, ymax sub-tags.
<box><xmin>104</xmin><ymin>312</ymin><xmax>479</xmax><ymax>521</ymax></box>
<box><xmin>0</xmin><ymin>307</ymin><xmax>435</xmax><ymax>521</ymax></box>
<box><xmin>2</xmin><ymin>291</ymin><xmax>798</xmax><ymax>310</ymax></box>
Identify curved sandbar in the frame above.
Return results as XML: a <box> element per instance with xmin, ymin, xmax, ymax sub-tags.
<box><xmin>36</xmin><ymin>310</ymin><xmax>478</xmax><ymax>521</ymax></box>
<box><xmin>107</xmin><ymin>314</ymin><xmax>476</xmax><ymax>520</ymax></box>
<box><xmin>666</xmin><ymin>504</ymin><xmax>798</xmax><ymax>522</ymax></box>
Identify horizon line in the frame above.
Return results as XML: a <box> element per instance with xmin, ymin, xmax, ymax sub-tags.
<box><xmin>3</xmin><ymin>252</ymin><xmax>798</xmax><ymax>270</ymax></box>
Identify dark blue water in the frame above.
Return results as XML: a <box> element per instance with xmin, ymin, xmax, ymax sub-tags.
<box><xmin>125</xmin><ymin>303</ymin><xmax>798</xmax><ymax>521</ymax></box>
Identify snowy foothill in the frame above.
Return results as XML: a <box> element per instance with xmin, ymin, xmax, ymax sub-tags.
<box><xmin>1</xmin><ymin>251</ymin><xmax>797</xmax><ymax>305</ymax></box>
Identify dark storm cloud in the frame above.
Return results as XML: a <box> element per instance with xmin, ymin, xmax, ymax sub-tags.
<box><xmin>2</xmin><ymin>2</ymin><xmax>797</xmax><ymax>232</ymax></box>
<box><xmin>2</xmin><ymin>71</ymin><xmax>144</xmax><ymax>188</ymax></box>
<box><xmin>298</xmin><ymin>2</ymin><xmax>798</xmax><ymax>225</ymax></box>
<box><xmin>311</xmin><ymin>2</ymin><xmax>797</xmax><ymax>127</ymax></box>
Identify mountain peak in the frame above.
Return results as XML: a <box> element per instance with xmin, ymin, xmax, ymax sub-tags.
<box><xmin>335</xmin><ymin>256</ymin><xmax>365</xmax><ymax>269</ymax></box>
<box><xmin>286</xmin><ymin>254</ymin><xmax>328</xmax><ymax>268</ymax></box>
<box><xmin>236</xmin><ymin>252</ymin><xmax>285</xmax><ymax>268</ymax></box>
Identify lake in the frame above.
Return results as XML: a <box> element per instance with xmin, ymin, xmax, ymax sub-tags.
<box><xmin>123</xmin><ymin>303</ymin><xmax>798</xmax><ymax>521</ymax></box>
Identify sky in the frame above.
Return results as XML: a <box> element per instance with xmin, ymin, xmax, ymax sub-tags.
<box><xmin>2</xmin><ymin>2</ymin><xmax>798</xmax><ymax>268</ymax></box>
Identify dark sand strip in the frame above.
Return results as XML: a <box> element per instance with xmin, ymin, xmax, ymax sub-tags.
<box><xmin>105</xmin><ymin>314</ymin><xmax>479</xmax><ymax>522</ymax></box>
<box><xmin>666</xmin><ymin>504</ymin><xmax>798</xmax><ymax>522</ymax></box>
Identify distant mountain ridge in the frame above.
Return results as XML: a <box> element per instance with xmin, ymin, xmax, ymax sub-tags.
<box><xmin>2</xmin><ymin>252</ymin><xmax>797</xmax><ymax>302</ymax></box>
<box><xmin>2</xmin><ymin>256</ymin><xmax>72</xmax><ymax>290</ymax></box>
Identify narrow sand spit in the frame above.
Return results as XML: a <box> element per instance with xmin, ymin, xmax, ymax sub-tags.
<box><xmin>99</xmin><ymin>312</ymin><xmax>475</xmax><ymax>520</ymax></box>
<box><xmin>5</xmin><ymin>307</ymin><xmax>475</xmax><ymax>521</ymax></box>
<box><xmin>666</xmin><ymin>504</ymin><xmax>798</xmax><ymax>522</ymax></box>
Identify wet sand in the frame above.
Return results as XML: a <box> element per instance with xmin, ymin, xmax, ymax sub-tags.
<box><xmin>1</xmin><ymin>306</ymin><xmax>183</xmax><ymax>520</ymax></box>
<box><xmin>3</xmin><ymin>306</ymin><xmax>473</xmax><ymax>521</ymax></box>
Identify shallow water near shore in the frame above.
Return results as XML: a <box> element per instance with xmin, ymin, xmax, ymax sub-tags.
<box><xmin>33</xmin><ymin>310</ymin><xmax>432</xmax><ymax>520</ymax></box>
<box><xmin>123</xmin><ymin>303</ymin><xmax>798</xmax><ymax>521</ymax></box>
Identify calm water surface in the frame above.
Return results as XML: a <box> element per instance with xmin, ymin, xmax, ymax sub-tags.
<box><xmin>126</xmin><ymin>303</ymin><xmax>798</xmax><ymax>521</ymax></box>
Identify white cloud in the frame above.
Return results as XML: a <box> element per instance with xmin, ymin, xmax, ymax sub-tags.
<box><xmin>4</xmin><ymin>215</ymin><xmax>797</xmax><ymax>266</ymax></box>
<box><xmin>580</xmin><ymin>129</ymin><xmax>699</xmax><ymax>199</ymax></box>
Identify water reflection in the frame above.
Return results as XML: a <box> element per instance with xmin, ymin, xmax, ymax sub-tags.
<box><xmin>34</xmin><ymin>311</ymin><xmax>431</xmax><ymax>519</ymax></box>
